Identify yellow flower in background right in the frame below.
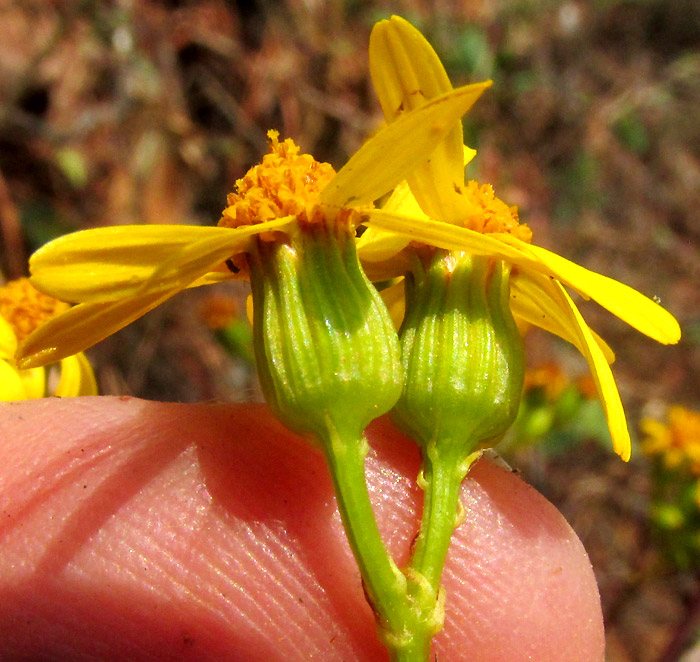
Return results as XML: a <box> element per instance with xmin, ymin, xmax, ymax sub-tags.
<box><xmin>358</xmin><ymin>16</ymin><xmax>681</xmax><ymax>462</ymax></box>
<box><xmin>642</xmin><ymin>406</ymin><xmax>700</xmax><ymax>474</ymax></box>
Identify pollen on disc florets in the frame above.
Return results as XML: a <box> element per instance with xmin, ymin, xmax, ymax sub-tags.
<box><xmin>0</xmin><ymin>278</ymin><xmax>68</xmax><ymax>344</ymax></box>
<box><xmin>219</xmin><ymin>130</ymin><xmax>355</xmax><ymax>235</ymax></box>
<box><xmin>459</xmin><ymin>180</ymin><xmax>533</xmax><ymax>243</ymax></box>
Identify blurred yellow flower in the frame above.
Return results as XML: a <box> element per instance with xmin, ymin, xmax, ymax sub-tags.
<box><xmin>0</xmin><ymin>278</ymin><xmax>96</xmax><ymax>400</ymax></box>
<box><xmin>641</xmin><ymin>406</ymin><xmax>700</xmax><ymax>474</ymax></box>
<box><xmin>523</xmin><ymin>362</ymin><xmax>570</xmax><ymax>401</ymax></box>
<box><xmin>17</xmin><ymin>81</ymin><xmax>488</xmax><ymax>369</ymax></box>
<box><xmin>357</xmin><ymin>16</ymin><xmax>681</xmax><ymax>461</ymax></box>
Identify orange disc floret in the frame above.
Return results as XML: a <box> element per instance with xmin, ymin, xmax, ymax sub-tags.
<box><xmin>219</xmin><ymin>130</ymin><xmax>337</xmax><ymax>232</ymax></box>
<box><xmin>460</xmin><ymin>181</ymin><xmax>532</xmax><ymax>243</ymax></box>
<box><xmin>0</xmin><ymin>278</ymin><xmax>69</xmax><ymax>344</ymax></box>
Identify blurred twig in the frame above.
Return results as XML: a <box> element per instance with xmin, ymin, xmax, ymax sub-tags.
<box><xmin>0</xmin><ymin>169</ymin><xmax>25</xmax><ymax>278</ymax></box>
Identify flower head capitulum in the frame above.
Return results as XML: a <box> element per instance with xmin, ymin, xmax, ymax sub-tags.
<box><xmin>219</xmin><ymin>130</ymin><xmax>364</xmax><ymax>234</ymax></box>
<box><xmin>1</xmin><ymin>278</ymin><xmax>96</xmax><ymax>400</ymax></box>
<box><xmin>458</xmin><ymin>181</ymin><xmax>532</xmax><ymax>242</ymax></box>
<box><xmin>0</xmin><ymin>278</ymin><xmax>68</xmax><ymax>344</ymax></box>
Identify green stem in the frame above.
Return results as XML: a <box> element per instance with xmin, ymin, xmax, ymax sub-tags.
<box><xmin>320</xmin><ymin>421</ymin><xmax>414</xmax><ymax>656</ymax></box>
<box><xmin>320</xmin><ymin>421</ymin><xmax>480</xmax><ymax>661</ymax></box>
<box><xmin>411</xmin><ymin>448</ymin><xmax>475</xmax><ymax>585</ymax></box>
<box><xmin>404</xmin><ymin>447</ymin><xmax>482</xmax><ymax>656</ymax></box>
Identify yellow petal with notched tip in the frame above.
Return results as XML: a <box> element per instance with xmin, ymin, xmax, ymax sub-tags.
<box><xmin>365</xmin><ymin>209</ymin><xmax>680</xmax><ymax>345</ymax></box>
<box><xmin>55</xmin><ymin>352</ymin><xmax>98</xmax><ymax>396</ymax></box>
<box><xmin>17</xmin><ymin>289</ymin><xmax>177</xmax><ymax>368</ymax></box>
<box><xmin>29</xmin><ymin>225</ymin><xmax>240</xmax><ymax>303</ymax></box>
<box><xmin>370</xmin><ymin>16</ymin><xmax>477</xmax><ymax>221</ymax></box>
<box><xmin>510</xmin><ymin>270</ymin><xmax>615</xmax><ymax>364</ymax></box>
<box><xmin>0</xmin><ymin>360</ymin><xmax>27</xmax><ymax>401</ymax></box>
<box><xmin>549</xmin><ymin>281</ymin><xmax>631</xmax><ymax>461</ymax></box>
<box><xmin>0</xmin><ymin>316</ymin><xmax>17</xmax><ymax>359</ymax></box>
<box><xmin>320</xmin><ymin>82</ymin><xmax>492</xmax><ymax>210</ymax></box>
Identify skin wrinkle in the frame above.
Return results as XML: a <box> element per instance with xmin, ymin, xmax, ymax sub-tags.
<box><xmin>194</xmin><ymin>409</ymin><xmax>379</xmax><ymax>659</ymax></box>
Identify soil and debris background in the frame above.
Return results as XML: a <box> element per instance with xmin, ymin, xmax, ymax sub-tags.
<box><xmin>0</xmin><ymin>1</ymin><xmax>698</xmax><ymax>660</ymax></box>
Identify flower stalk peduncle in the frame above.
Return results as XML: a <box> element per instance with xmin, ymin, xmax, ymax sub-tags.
<box><xmin>247</xmin><ymin>218</ymin><xmax>427</xmax><ymax>655</ymax></box>
<box><xmin>389</xmin><ymin>249</ymin><xmax>525</xmax><ymax>657</ymax></box>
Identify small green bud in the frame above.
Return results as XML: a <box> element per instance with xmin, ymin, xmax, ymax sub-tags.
<box><xmin>393</xmin><ymin>249</ymin><xmax>524</xmax><ymax>459</ymax></box>
<box><xmin>248</xmin><ymin>223</ymin><xmax>402</xmax><ymax>441</ymax></box>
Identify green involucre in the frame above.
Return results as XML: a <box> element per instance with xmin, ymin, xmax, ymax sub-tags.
<box><xmin>248</xmin><ymin>223</ymin><xmax>402</xmax><ymax>441</ymax></box>
<box><xmin>393</xmin><ymin>250</ymin><xmax>525</xmax><ymax>458</ymax></box>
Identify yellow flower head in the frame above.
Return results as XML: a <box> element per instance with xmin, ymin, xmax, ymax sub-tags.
<box><xmin>220</xmin><ymin>131</ymin><xmax>339</xmax><ymax>230</ymax></box>
<box><xmin>357</xmin><ymin>16</ymin><xmax>682</xmax><ymax>461</ymax></box>
<box><xmin>458</xmin><ymin>181</ymin><xmax>532</xmax><ymax>241</ymax></box>
<box><xmin>0</xmin><ymin>278</ymin><xmax>96</xmax><ymax>400</ymax></box>
<box><xmin>16</xmin><ymin>76</ymin><xmax>489</xmax><ymax>369</ymax></box>
<box><xmin>641</xmin><ymin>406</ymin><xmax>700</xmax><ymax>474</ymax></box>
<box><xmin>0</xmin><ymin>277</ymin><xmax>69</xmax><ymax>343</ymax></box>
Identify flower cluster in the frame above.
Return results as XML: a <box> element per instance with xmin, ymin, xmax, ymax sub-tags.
<box><xmin>7</xmin><ymin>14</ymin><xmax>682</xmax><ymax>661</ymax></box>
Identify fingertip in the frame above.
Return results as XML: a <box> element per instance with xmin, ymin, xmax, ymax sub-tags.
<box><xmin>363</xmin><ymin>420</ymin><xmax>605</xmax><ymax>661</ymax></box>
<box><xmin>0</xmin><ymin>399</ymin><xmax>604</xmax><ymax>661</ymax></box>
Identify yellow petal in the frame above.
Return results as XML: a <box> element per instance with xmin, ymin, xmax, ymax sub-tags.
<box><xmin>135</xmin><ymin>218</ymin><xmax>293</xmax><ymax>297</ymax></box>
<box><xmin>17</xmin><ymin>289</ymin><xmax>177</xmax><ymax>368</ymax></box>
<box><xmin>30</xmin><ymin>218</ymin><xmax>295</xmax><ymax>303</ymax></box>
<box><xmin>0</xmin><ymin>316</ymin><xmax>17</xmax><ymax>359</ymax></box>
<box><xmin>19</xmin><ymin>366</ymin><xmax>47</xmax><ymax>399</ymax></box>
<box><xmin>497</xmin><ymin>235</ymin><xmax>682</xmax><ymax>345</ymax></box>
<box><xmin>549</xmin><ymin>281</ymin><xmax>631</xmax><ymax>461</ymax></box>
<box><xmin>0</xmin><ymin>360</ymin><xmax>27</xmax><ymax>401</ymax></box>
<box><xmin>320</xmin><ymin>81</ymin><xmax>492</xmax><ymax>210</ymax></box>
<box><xmin>357</xmin><ymin>181</ymin><xmax>429</xmax><ymax>264</ymax></box>
<box><xmin>370</xmin><ymin>16</ymin><xmax>474</xmax><ymax>221</ymax></box>
<box><xmin>364</xmin><ymin>208</ymin><xmax>526</xmax><ymax>261</ymax></box>
<box><xmin>20</xmin><ymin>217</ymin><xmax>298</xmax><ymax>368</ymax></box>
<box><xmin>378</xmin><ymin>279</ymin><xmax>406</xmax><ymax>330</ymax></box>
<box><xmin>55</xmin><ymin>352</ymin><xmax>98</xmax><ymax>396</ymax></box>
<box><xmin>510</xmin><ymin>271</ymin><xmax>615</xmax><ymax>364</ymax></box>
<box><xmin>29</xmin><ymin>225</ymin><xmax>230</xmax><ymax>302</ymax></box>
<box><xmin>366</xmin><ymin>210</ymin><xmax>681</xmax><ymax>345</ymax></box>
<box><xmin>463</xmin><ymin>144</ymin><xmax>477</xmax><ymax>167</ymax></box>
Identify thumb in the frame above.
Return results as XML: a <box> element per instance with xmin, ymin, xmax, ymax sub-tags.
<box><xmin>0</xmin><ymin>397</ymin><xmax>603</xmax><ymax>661</ymax></box>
